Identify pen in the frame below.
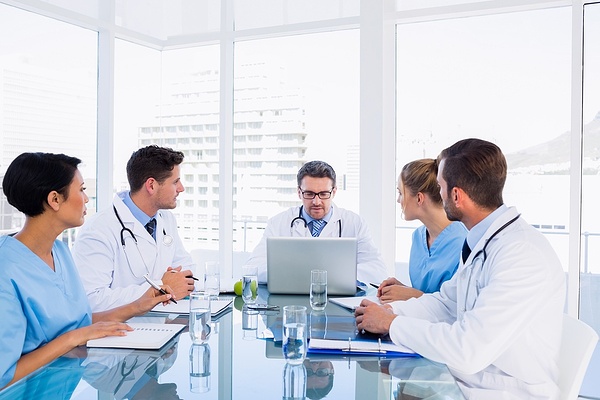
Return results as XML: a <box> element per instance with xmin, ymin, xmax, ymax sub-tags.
<box><xmin>167</xmin><ymin>269</ymin><xmax>198</xmax><ymax>281</ymax></box>
<box><xmin>370</xmin><ymin>282</ymin><xmax>380</xmax><ymax>289</ymax></box>
<box><xmin>144</xmin><ymin>274</ymin><xmax>177</xmax><ymax>304</ymax></box>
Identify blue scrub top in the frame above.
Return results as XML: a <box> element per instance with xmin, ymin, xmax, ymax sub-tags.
<box><xmin>409</xmin><ymin>221</ymin><xmax>467</xmax><ymax>293</ymax></box>
<box><xmin>0</xmin><ymin>236</ymin><xmax>92</xmax><ymax>388</ymax></box>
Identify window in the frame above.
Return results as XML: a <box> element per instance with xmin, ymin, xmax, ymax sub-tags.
<box><xmin>0</xmin><ymin>3</ymin><xmax>98</xmax><ymax>234</ymax></box>
<box><xmin>233</xmin><ymin>30</ymin><xmax>359</xmax><ymax>252</ymax></box>
<box><xmin>395</xmin><ymin>9</ymin><xmax>571</xmax><ymax>283</ymax></box>
<box><xmin>581</xmin><ymin>2</ymin><xmax>600</xmax><ymax>334</ymax></box>
<box><xmin>115</xmin><ymin>42</ymin><xmax>219</xmax><ymax>250</ymax></box>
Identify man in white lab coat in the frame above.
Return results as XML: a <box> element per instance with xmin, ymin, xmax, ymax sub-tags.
<box><xmin>73</xmin><ymin>145</ymin><xmax>195</xmax><ymax>312</ymax></box>
<box><xmin>245</xmin><ymin>160</ymin><xmax>387</xmax><ymax>285</ymax></box>
<box><xmin>355</xmin><ymin>139</ymin><xmax>566</xmax><ymax>399</ymax></box>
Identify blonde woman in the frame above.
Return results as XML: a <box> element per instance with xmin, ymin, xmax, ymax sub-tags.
<box><xmin>377</xmin><ymin>159</ymin><xmax>466</xmax><ymax>302</ymax></box>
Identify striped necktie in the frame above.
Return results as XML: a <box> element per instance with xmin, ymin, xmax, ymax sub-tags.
<box><xmin>145</xmin><ymin>218</ymin><xmax>156</xmax><ymax>239</ymax></box>
<box><xmin>311</xmin><ymin>219</ymin><xmax>326</xmax><ymax>237</ymax></box>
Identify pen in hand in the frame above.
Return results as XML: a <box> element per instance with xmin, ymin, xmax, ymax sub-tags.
<box><xmin>168</xmin><ymin>269</ymin><xmax>198</xmax><ymax>281</ymax></box>
<box><xmin>370</xmin><ymin>282</ymin><xmax>380</xmax><ymax>289</ymax></box>
<box><xmin>144</xmin><ymin>274</ymin><xmax>177</xmax><ymax>304</ymax></box>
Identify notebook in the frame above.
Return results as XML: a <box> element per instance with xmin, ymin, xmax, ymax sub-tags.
<box><xmin>86</xmin><ymin>323</ymin><xmax>186</xmax><ymax>350</ymax></box>
<box><xmin>150</xmin><ymin>298</ymin><xmax>232</xmax><ymax>318</ymax></box>
<box><xmin>329</xmin><ymin>295</ymin><xmax>380</xmax><ymax>311</ymax></box>
<box><xmin>266</xmin><ymin>237</ymin><xmax>357</xmax><ymax>295</ymax></box>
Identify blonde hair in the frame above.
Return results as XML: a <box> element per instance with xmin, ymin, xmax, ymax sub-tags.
<box><xmin>400</xmin><ymin>158</ymin><xmax>442</xmax><ymax>206</ymax></box>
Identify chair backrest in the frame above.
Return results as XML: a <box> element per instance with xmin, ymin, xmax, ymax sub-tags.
<box><xmin>559</xmin><ymin>314</ymin><xmax>599</xmax><ymax>400</ymax></box>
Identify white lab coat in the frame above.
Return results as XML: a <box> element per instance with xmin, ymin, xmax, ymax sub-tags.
<box><xmin>72</xmin><ymin>191</ymin><xmax>194</xmax><ymax>312</ymax></box>
<box><xmin>245</xmin><ymin>205</ymin><xmax>388</xmax><ymax>285</ymax></box>
<box><xmin>387</xmin><ymin>207</ymin><xmax>566</xmax><ymax>400</ymax></box>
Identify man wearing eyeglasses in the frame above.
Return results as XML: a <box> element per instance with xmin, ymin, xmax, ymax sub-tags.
<box><xmin>245</xmin><ymin>160</ymin><xmax>387</xmax><ymax>285</ymax></box>
<box><xmin>304</xmin><ymin>360</ymin><xmax>334</xmax><ymax>399</ymax></box>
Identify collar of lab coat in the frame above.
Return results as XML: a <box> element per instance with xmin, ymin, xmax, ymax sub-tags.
<box><xmin>291</xmin><ymin>204</ymin><xmax>341</xmax><ymax>237</ymax></box>
<box><xmin>464</xmin><ymin>206</ymin><xmax>520</xmax><ymax>264</ymax></box>
<box><xmin>114</xmin><ymin>191</ymin><xmax>158</xmax><ymax>245</ymax></box>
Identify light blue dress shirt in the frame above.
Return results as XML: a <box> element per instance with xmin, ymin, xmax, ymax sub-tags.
<box><xmin>122</xmin><ymin>191</ymin><xmax>157</xmax><ymax>239</ymax></box>
<box><xmin>0</xmin><ymin>236</ymin><xmax>92</xmax><ymax>387</ymax></box>
<box><xmin>301</xmin><ymin>206</ymin><xmax>333</xmax><ymax>237</ymax></box>
<box><xmin>464</xmin><ymin>204</ymin><xmax>507</xmax><ymax>250</ymax></box>
<box><xmin>409</xmin><ymin>221</ymin><xmax>467</xmax><ymax>293</ymax></box>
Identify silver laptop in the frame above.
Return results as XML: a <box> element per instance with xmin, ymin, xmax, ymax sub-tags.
<box><xmin>266</xmin><ymin>237</ymin><xmax>357</xmax><ymax>295</ymax></box>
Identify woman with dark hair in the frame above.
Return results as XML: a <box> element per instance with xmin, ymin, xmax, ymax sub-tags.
<box><xmin>377</xmin><ymin>159</ymin><xmax>466</xmax><ymax>302</ymax></box>
<box><xmin>0</xmin><ymin>152</ymin><xmax>175</xmax><ymax>389</ymax></box>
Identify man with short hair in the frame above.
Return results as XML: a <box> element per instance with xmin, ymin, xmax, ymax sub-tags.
<box><xmin>73</xmin><ymin>145</ymin><xmax>195</xmax><ymax>311</ymax></box>
<box><xmin>355</xmin><ymin>138</ymin><xmax>565</xmax><ymax>399</ymax></box>
<box><xmin>245</xmin><ymin>160</ymin><xmax>387</xmax><ymax>285</ymax></box>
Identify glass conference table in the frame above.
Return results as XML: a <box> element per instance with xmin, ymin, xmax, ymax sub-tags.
<box><xmin>0</xmin><ymin>288</ymin><xmax>465</xmax><ymax>400</ymax></box>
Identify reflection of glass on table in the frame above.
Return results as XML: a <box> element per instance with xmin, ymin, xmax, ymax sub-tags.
<box><xmin>189</xmin><ymin>343</ymin><xmax>210</xmax><ymax>393</ymax></box>
<box><xmin>242</xmin><ymin>308</ymin><xmax>259</xmax><ymax>340</ymax></box>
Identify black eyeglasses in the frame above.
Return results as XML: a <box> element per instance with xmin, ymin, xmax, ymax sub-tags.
<box><xmin>300</xmin><ymin>188</ymin><xmax>334</xmax><ymax>200</ymax></box>
<box><xmin>306</xmin><ymin>368</ymin><xmax>333</xmax><ymax>377</ymax></box>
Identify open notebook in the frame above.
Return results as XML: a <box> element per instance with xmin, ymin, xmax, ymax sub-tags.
<box><xmin>86</xmin><ymin>323</ymin><xmax>186</xmax><ymax>350</ymax></box>
<box><xmin>150</xmin><ymin>298</ymin><xmax>232</xmax><ymax>318</ymax></box>
<box><xmin>329</xmin><ymin>295</ymin><xmax>380</xmax><ymax>311</ymax></box>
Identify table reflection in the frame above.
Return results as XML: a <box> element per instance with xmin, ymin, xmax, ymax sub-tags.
<box><xmin>0</xmin><ymin>290</ymin><xmax>466</xmax><ymax>400</ymax></box>
<box><xmin>81</xmin><ymin>335</ymin><xmax>180</xmax><ymax>399</ymax></box>
<box><xmin>304</xmin><ymin>360</ymin><xmax>334</xmax><ymax>399</ymax></box>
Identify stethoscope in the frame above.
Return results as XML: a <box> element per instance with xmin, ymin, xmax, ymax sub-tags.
<box><xmin>113</xmin><ymin>206</ymin><xmax>174</xmax><ymax>277</ymax></box>
<box><xmin>462</xmin><ymin>213</ymin><xmax>521</xmax><ymax>313</ymax></box>
<box><xmin>290</xmin><ymin>206</ymin><xmax>342</xmax><ymax>237</ymax></box>
<box><xmin>113</xmin><ymin>206</ymin><xmax>174</xmax><ymax>247</ymax></box>
<box><xmin>114</xmin><ymin>356</ymin><xmax>139</xmax><ymax>394</ymax></box>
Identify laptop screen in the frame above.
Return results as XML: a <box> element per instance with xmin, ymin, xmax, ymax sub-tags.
<box><xmin>266</xmin><ymin>237</ymin><xmax>357</xmax><ymax>295</ymax></box>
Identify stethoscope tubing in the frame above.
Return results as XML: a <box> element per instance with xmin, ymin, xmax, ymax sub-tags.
<box><xmin>112</xmin><ymin>205</ymin><xmax>174</xmax><ymax>278</ymax></box>
<box><xmin>290</xmin><ymin>206</ymin><xmax>342</xmax><ymax>237</ymax></box>
<box><xmin>462</xmin><ymin>213</ymin><xmax>521</xmax><ymax>312</ymax></box>
<box><xmin>113</xmin><ymin>206</ymin><xmax>173</xmax><ymax>247</ymax></box>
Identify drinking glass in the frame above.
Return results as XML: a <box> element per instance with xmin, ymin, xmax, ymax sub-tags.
<box><xmin>242</xmin><ymin>265</ymin><xmax>258</xmax><ymax>304</ymax></box>
<box><xmin>189</xmin><ymin>343</ymin><xmax>211</xmax><ymax>393</ymax></box>
<box><xmin>189</xmin><ymin>292</ymin><xmax>211</xmax><ymax>344</ymax></box>
<box><xmin>242</xmin><ymin>308</ymin><xmax>259</xmax><ymax>340</ymax></box>
<box><xmin>282</xmin><ymin>362</ymin><xmax>306</xmax><ymax>400</ymax></box>
<box><xmin>204</xmin><ymin>261</ymin><xmax>220</xmax><ymax>298</ymax></box>
<box><xmin>310</xmin><ymin>269</ymin><xmax>327</xmax><ymax>311</ymax></box>
<box><xmin>282</xmin><ymin>305</ymin><xmax>307</xmax><ymax>364</ymax></box>
<box><xmin>309</xmin><ymin>310</ymin><xmax>327</xmax><ymax>339</ymax></box>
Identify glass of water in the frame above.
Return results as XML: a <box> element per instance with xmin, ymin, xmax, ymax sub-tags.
<box><xmin>310</xmin><ymin>269</ymin><xmax>327</xmax><ymax>311</ymax></box>
<box><xmin>282</xmin><ymin>362</ymin><xmax>306</xmax><ymax>399</ymax></box>
<box><xmin>189</xmin><ymin>292</ymin><xmax>211</xmax><ymax>344</ymax></box>
<box><xmin>282</xmin><ymin>305</ymin><xmax>307</xmax><ymax>364</ymax></box>
<box><xmin>204</xmin><ymin>261</ymin><xmax>220</xmax><ymax>298</ymax></box>
<box><xmin>242</xmin><ymin>265</ymin><xmax>258</xmax><ymax>304</ymax></box>
<box><xmin>189</xmin><ymin>343</ymin><xmax>211</xmax><ymax>393</ymax></box>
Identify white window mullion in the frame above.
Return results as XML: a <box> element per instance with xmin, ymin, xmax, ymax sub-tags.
<box><xmin>568</xmin><ymin>0</ymin><xmax>584</xmax><ymax>318</ymax></box>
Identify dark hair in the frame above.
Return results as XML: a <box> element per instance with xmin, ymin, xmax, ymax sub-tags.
<box><xmin>127</xmin><ymin>145</ymin><xmax>184</xmax><ymax>193</ymax></box>
<box><xmin>2</xmin><ymin>152</ymin><xmax>81</xmax><ymax>217</ymax></box>
<box><xmin>438</xmin><ymin>138</ymin><xmax>506</xmax><ymax>209</ymax></box>
<box><xmin>297</xmin><ymin>161</ymin><xmax>337</xmax><ymax>187</ymax></box>
<box><xmin>306</xmin><ymin>375</ymin><xmax>334</xmax><ymax>400</ymax></box>
<box><xmin>401</xmin><ymin>158</ymin><xmax>442</xmax><ymax>205</ymax></box>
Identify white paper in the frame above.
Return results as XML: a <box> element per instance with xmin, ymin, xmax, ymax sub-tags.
<box><xmin>329</xmin><ymin>295</ymin><xmax>380</xmax><ymax>310</ymax></box>
<box><xmin>150</xmin><ymin>298</ymin><xmax>232</xmax><ymax>317</ymax></box>
<box><xmin>86</xmin><ymin>323</ymin><xmax>185</xmax><ymax>350</ymax></box>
